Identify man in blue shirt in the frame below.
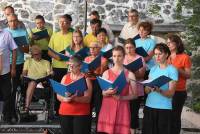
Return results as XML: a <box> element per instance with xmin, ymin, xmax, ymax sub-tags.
<box><xmin>5</xmin><ymin>13</ymin><xmax>29</xmax><ymax>122</ymax></box>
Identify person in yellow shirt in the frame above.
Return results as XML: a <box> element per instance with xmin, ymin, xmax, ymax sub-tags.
<box><xmin>22</xmin><ymin>45</ymin><xmax>52</xmax><ymax>112</ymax></box>
<box><xmin>84</xmin><ymin>19</ymin><xmax>101</xmax><ymax>47</ymax></box>
<box><xmin>48</xmin><ymin>14</ymin><xmax>73</xmax><ymax>115</ymax></box>
<box><xmin>30</xmin><ymin>15</ymin><xmax>53</xmax><ymax>61</ymax></box>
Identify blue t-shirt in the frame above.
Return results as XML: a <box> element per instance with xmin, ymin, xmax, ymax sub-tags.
<box><xmin>145</xmin><ymin>65</ymin><xmax>178</xmax><ymax>109</ymax></box>
<box><xmin>135</xmin><ymin>38</ymin><xmax>156</xmax><ymax>70</ymax></box>
<box><xmin>5</xmin><ymin>27</ymin><xmax>29</xmax><ymax>65</ymax></box>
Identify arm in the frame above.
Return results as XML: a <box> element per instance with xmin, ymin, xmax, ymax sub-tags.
<box><xmin>18</xmin><ymin>45</ymin><xmax>29</xmax><ymax>53</ymax></box>
<box><xmin>178</xmin><ymin>68</ymin><xmax>191</xmax><ymax>79</ymax></box>
<box><xmin>48</xmin><ymin>49</ymin><xmax>61</xmax><ymax>60</ymax></box>
<box><xmin>144</xmin><ymin>50</ymin><xmax>154</xmax><ymax>62</ymax></box>
<box><xmin>0</xmin><ymin>55</ymin><xmax>2</xmax><ymax>75</ymax></box>
<box><xmin>155</xmin><ymin>80</ymin><xmax>177</xmax><ymax>98</ymax></box>
<box><xmin>11</xmin><ymin>49</ymin><xmax>17</xmax><ymax>77</ymax></box>
<box><xmin>119</xmin><ymin>71</ymin><xmax>137</xmax><ymax>100</ymax></box>
<box><xmin>72</xmin><ymin>78</ymin><xmax>93</xmax><ymax>103</ymax></box>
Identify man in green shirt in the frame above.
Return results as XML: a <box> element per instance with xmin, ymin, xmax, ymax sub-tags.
<box><xmin>48</xmin><ymin>14</ymin><xmax>73</xmax><ymax>116</ymax></box>
<box><xmin>30</xmin><ymin>15</ymin><xmax>53</xmax><ymax>61</ymax></box>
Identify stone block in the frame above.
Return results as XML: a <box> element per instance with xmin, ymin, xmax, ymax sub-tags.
<box><xmin>19</xmin><ymin>9</ymin><xmax>29</xmax><ymax>19</ymax></box>
<box><xmin>106</xmin><ymin>4</ymin><xmax>115</xmax><ymax>11</ymax></box>
<box><xmin>56</xmin><ymin>0</ymin><xmax>71</xmax><ymax>4</ymax></box>
<box><xmin>96</xmin><ymin>6</ymin><xmax>105</xmax><ymax>14</ymax></box>
<box><xmin>94</xmin><ymin>0</ymin><xmax>105</xmax><ymax>5</ymax></box>
<box><xmin>30</xmin><ymin>1</ymin><xmax>54</xmax><ymax>13</ymax></box>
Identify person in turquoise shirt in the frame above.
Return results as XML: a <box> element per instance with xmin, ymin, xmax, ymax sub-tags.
<box><xmin>4</xmin><ymin>13</ymin><xmax>29</xmax><ymax>123</ymax></box>
<box><xmin>142</xmin><ymin>43</ymin><xmax>178</xmax><ymax>134</ymax></box>
<box><xmin>135</xmin><ymin>21</ymin><xmax>156</xmax><ymax>79</ymax></box>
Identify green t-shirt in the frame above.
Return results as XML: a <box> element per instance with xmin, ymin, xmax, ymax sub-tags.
<box><xmin>30</xmin><ymin>26</ymin><xmax>53</xmax><ymax>50</ymax></box>
<box><xmin>49</xmin><ymin>31</ymin><xmax>72</xmax><ymax>68</ymax></box>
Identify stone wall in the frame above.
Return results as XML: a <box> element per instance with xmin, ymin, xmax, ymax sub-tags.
<box><xmin>0</xmin><ymin>0</ymin><xmax>192</xmax><ymax>30</ymax></box>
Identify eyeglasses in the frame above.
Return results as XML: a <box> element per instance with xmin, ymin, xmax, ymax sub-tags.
<box><xmin>89</xmin><ymin>46</ymin><xmax>99</xmax><ymax>49</ymax></box>
<box><xmin>69</xmin><ymin>63</ymin><xmax>80</xmax><ymax>68</ymax></box>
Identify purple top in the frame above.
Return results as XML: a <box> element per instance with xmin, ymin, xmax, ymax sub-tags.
<box><xmin>0</xmin><ymin>29</ymin><xmax>17</xmax><ymax>75</ymax></box>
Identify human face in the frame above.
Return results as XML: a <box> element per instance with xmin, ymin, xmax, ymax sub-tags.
<box><xmin>89</xmin><ymin>42</ymin><xmax>100</xmax><ymax>56</ymax></box>
<box><xmin>112</xmin><ymin>50</ymin><xmax>124</xmax><ymax>65</ymax></box>
<box><xmin>97</xmin><ymin>32</ymin><xmax>106</xmax><ymax>44</ymax></box>
<box><xmin>7</xmin><ymin>15</ymin><xmax>18</xmax><ymax>29</ymax></box>
<box><xmin>138</xmin><ymin>27</ymin><xmax>149</xmax><ymax>39</ymax></box>
<box><xmin>35</xmin><ymin>19</ymin><xmax>45</xmax><ymax>30</ymax></box>
<box><xmin>73</xmin><ymin>32</ymin><xmax>82</xmax><ymax>45</ymax></box>
<box><xmin>167</xmin><ymin>39</ymin><xmax>177</xmax><ymax>52</ymax></box>
<box><xmin>68</xmin><ymin>60</ymin><xmax>81</xmax><ymax>74</ymax></box>
<box><xmin>91</xmin><ymin>23</ymin><xmax>100</xmax><ymax>35</ymax></box>
<box><xmin>4</xmin><ymin>8</ymin><xmax>14</xmax><ymax>18</ymax></box>
<box><xmin>154</xmin><ymin>49</ymin><xmax>168</xmax><ymax>64</ymax></box>
<box><xmin>58</xmin><ymin>17</ymin><xmax>71</xmax><ymax>31</ymax></box>
<box><xmin>128</xmin><ymin>12</ymin><xmax>139</xmax><ymax>24</ymax></box>
<box><xmin>32</xmin><ymin>51</ymin><xmax>41</xmax><ymax>61</ymax></box>
<box><xmin>125</xmin><ymin>43</ymin><xmax>135</xmax><ymax>55</ymax></box>
<box><xmin>90</xmin><ymin>14</ymin><xmax>98</xmax><ymax>20</ymax></box>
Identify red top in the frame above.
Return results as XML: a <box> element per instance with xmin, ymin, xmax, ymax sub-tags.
<box><xmin>59</xmin><ymin>73</ymin><xmax>90</xmax><ymax>115</ymax></box>
<box><xmin>168</xmin><ymin>53</ymin><xmax>192</xmax><ymax>91</ymax></box>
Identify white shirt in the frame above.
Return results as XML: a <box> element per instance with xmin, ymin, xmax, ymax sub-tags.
<box><xmin>119</xmin><ymin>22</ymin><xmax>139</xmax><ymax>39</ymax></box>
<box><xmin>0</xmin><ymin>30</ymin><xmax>17</xmax><ymax>75</ymax></box>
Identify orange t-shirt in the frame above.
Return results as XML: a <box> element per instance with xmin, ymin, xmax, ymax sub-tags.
<box><xmin>168</xmin><ymin>53</ymin><xmax>191</xmax><ymax>91</ymax></box>
<box><xmin>59</xmin><ymin>73</ymin><xmax>90</xmax><ymax>115</ymax></box>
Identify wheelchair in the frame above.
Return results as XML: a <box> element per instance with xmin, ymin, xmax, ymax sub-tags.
<box><xmin>15</xmin><ymin>76</ymin><xmax>54</xmax><ymax>123</ymax></box>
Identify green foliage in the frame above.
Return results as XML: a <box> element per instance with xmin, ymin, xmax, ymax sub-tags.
<box><xmin>193</xmin><ymin>102</ymin><xmax>200</xmax><ymax>113</ymax></box>
<box><xmin>148</xmin><ymin>4</ymin><xmax>161</xmax><ymax>16</ymax></box>
<box><xmin>177</xmin><ymin>0</ymin><xmax>200</xmax><ymax>112</ymax></box>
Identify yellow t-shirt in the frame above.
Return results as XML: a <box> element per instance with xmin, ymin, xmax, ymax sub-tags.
<box><xmin>23</xmin><ymin>58</ymin><xmax>51</xmax><ymax>79</ymax></box>
<box><xmin>49</xmin><ymin>31</ymin><xmax>72</xmax><ymax>68</ymax></box>
<box><xmin>83</xmin><ymin>33</ymin><xmax>97</xmax><ymax>47</ymax></box>
<box><xmin>30</xmin><ymin>26</ymin><xmax>53</xmax><ymax>50</ymax></box>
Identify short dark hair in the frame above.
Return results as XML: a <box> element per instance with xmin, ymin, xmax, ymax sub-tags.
<box><xmin>35</xmin><ymin>15</ymin><xmax>45</xmax><ymax>22</ymax></box>
<box><xmin>154</xmin><ymin>43</ymin><xmax>171</xmax><ymax>59</ymax></box>
<box><xmin>96</xmin><ymin>28</ymin><xmax>107</xmax><ymax>36</ymax></box>
<box><xmin>124</xmin><ymin>38</ymin><xmax>136</xmax><ymax>48</ymax></box>
<box><xmin>70</xmin><ymin>55</ymin><xmax>83</xmax><ymax>65</ymax></box>
<box><xmin>4</xmin><ymin>6</ymin><xmax>14</xmax><ymax>12</ymax></box>
<box><xmin>89</xmin><ymin>10</ymin><xmax>100</xmax><ymax>18</ymax></box>
<box><xmin>90</xmin><ymin>19</ymin><xmax>102</xmax><ymax>27</ymax></box>
<box><xmin>138</xmin><ymin>21</ymin><xmax>153</xmax><ymax>35</ymax></box>
<box><xmin>112</xmin><ymin>45</ymin><xmax>126</xmax><ymax>56</ymax></box>
<box><xmin>167</xmin><ymin>34</ymin><xmax>185</xmax><ymax>54</ymax></box>
<box><xmin>64</xmin><ymin>14</ymin><xmax>72</xmax><ymax>22</ymax></box>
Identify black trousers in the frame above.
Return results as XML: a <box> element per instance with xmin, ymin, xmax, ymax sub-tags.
<box><xmin>0</xmin><ymin>73</ymin><xmax>12</xmax><ymax>121</ymax></box>
<box><xmin>172</xmin><ymin>91</ymin><xmax>187</xmax><ymax>134</ymax></box>
<box><xmin>130</xmin><ymin>96</ymin><xmax>143</xmax><ymax>129</ymax></box>
<box><xmin>52</xmin><ymin>68</ymin><xmax>67</xmax><ymax>114</ymax></box>
<box><xmin>60</xmin><ymin>115</ymin><xmax>91</xmax><ymax>134</ymax></box>
<box><xmin>142</xmin><ymin>106</ymin><xmax>172</xmax><ymax>134</ymax></box>
<box><xmin>11</xmin><ymin>64</ymin><xmax>23</xmax><ymax>117</ymax></box>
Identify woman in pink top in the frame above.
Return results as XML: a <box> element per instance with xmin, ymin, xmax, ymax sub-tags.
<box><xmin>98</xmin><ymin>46</ymin><xmax>137</xmax><ymax>134</ymax></box>
<box><xmin>124</xmin><ymin>39</ymin><xmax>146</xmax><ymax>134</ymax></box>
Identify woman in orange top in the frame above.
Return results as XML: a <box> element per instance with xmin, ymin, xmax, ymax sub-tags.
<box><xmin>84</xmin><ymin>41</ymin><xmax>108</xmax><ymax>132</ymax></box>
<box><xmin>57</xmin><ymin>55</ymin><xmax>92</xmax><ymax>134</ymax></box>
<box><xmin>167</xmin><ymin>34</ymin><xmax>192</xmax><ymax>134</ymax></box>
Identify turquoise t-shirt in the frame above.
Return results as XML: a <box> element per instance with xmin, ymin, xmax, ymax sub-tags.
<box><xmin>135</xmin><ymin>38</ymin><xmax>156</xmax><ymax>70</ymax></box>
<box><xmin>145</xmin><ymin>65</ymin><xmax>178</xmax><ymax>110</ymax></box>
<box><xmin>5</xmin><ymin>27</ymin><xmax>29</xmax><ymax>65</ymax></box>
